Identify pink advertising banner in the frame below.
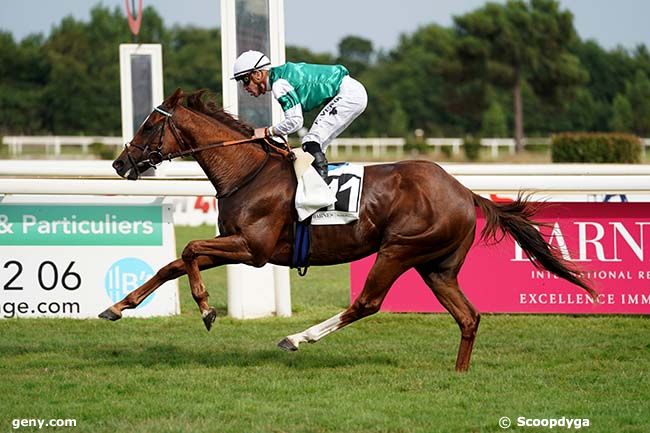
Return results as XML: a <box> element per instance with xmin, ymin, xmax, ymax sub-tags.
<box><xmin>350</xmin><ymin>203</ymin><xmax>650</xmax><ymax>314</ymax></box>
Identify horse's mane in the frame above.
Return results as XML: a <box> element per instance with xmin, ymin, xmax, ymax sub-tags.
<box><xmin>185</xmin><ymin>89</ymin><xmax>254</xmax><ymax>136</ymax></box>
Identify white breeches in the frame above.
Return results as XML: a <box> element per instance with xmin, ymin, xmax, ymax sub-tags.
<box><xmin>301</xmin><ymin>76</ymin><xmax>368</xmax><ymax>151</ymax></box>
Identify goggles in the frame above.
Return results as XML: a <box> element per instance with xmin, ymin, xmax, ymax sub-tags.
<box><xmin>236</xmin><ymin>73</ymin><xmax>252</xmax><ymax>86</ymax></box>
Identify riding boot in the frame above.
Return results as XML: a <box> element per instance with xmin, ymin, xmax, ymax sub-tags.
<box><xmin>303</xmin><ymin>141</ymin><xmax>329</xmax><ymax>180</ymax></box>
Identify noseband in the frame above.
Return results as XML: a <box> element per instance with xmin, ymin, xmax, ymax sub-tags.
<box><xmin>124</xmin><ymin>105</ymin><xmax>294</xmax><ymax>197</ymax></box>
<box><xmin>124</xmin><ymin>106</ymin><xmax>177</xmax><ymax>174</ymax></box>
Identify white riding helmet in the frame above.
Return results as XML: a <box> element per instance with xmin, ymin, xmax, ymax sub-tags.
<box><xmin>232</xmin><ymin>50</ymin><xmax>271</xmax><ymax>80</ymax></box>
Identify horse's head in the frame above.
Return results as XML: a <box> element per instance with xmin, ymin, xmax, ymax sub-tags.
<box><xmin>113</xmin><ymin>88</ymin><xmax>186</xmax><ymax>180</ymax></box>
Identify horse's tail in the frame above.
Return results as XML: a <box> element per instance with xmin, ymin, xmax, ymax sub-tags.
<box><xmin>472</xmin><ymin>193</ymin><xmax>596</xmax><ymax>298</ymax></box>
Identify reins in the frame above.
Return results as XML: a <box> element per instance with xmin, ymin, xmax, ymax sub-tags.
<box><xmin>126</xmin><ymin>104</ymin><xmax>295</xmax><ymax>198</ymax></box>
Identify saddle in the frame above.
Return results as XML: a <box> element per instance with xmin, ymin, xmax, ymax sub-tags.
<box><xmin>291</xmin><ymin>159</ymin><xmax>365</xmax><ymax>275</ymax></box>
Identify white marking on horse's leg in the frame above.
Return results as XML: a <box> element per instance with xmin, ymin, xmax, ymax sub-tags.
<box><xmin>284</xmin><ymin>312</ymin><xmax>344</xmax><ymax>349</ymax></box>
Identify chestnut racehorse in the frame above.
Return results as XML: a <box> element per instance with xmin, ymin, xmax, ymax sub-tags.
<box><xmin>101</xmin><ymin>89</ymin><xmax>595</xmax><ymax>372</ymax></box>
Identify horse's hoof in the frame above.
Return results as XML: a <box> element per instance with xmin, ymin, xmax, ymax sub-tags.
<box><xmin>277</xmin><ymin>337</ymin><xmax>299</xmax><ymax>352</ymax></box>
<box><xmin>98</xmin><ymin>307</ymin><xmax>122</xmax><ymax>321</ymax></box>
<box><xmin>202</xmin><ymin>308</ymin><xmax>217</xmax><ymax>332</ymax></box>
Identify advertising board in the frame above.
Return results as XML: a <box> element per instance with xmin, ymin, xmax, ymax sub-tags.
<box><xmin>0</xmin><ymin>197</ymin><xmax>179</xmax><ymax>319</ymax></box>
<box><xmin>351</xmin><ymin>203</ymin><xmax>650</xmax><ymax>314</ymax></box>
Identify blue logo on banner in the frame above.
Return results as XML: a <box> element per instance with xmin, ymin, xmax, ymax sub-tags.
<box><xmin>105</xmin><ymin>257</ymin><xmax>155</xmax><ymax>308</ymax></box>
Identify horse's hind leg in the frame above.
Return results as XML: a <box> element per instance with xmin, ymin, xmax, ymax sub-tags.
<box><xmin>98</xmin><ymin>256</ymin><xmax>217</xmax><ymax>322</ymax></box>
<box><xmin>417</xmin><ymin>269</ymin><xmax>480</xmax><ymax>372</ymax></box>
<box><xmin>278</xmin><ymin>251</ymin><xmax>408</xmax><ymax>351</ymax></box>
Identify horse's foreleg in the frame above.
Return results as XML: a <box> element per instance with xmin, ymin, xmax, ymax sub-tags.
<box><xmin>98</xmin><ymin>256</ymin><xmax>217</xmax><ymax>321</ymax></box>
<box><xmin>278</xmin><ymin>252</ymin><xmax>407</xmax><ymax>351</ymax></box>
<box><xmin>181</xmin><ymin>235</ymin><xmax>257</xmax><ymax>331</ymax></box>
<box><xmin>418</xmin><ymin>270</ymin><xmax>480</xmax><ymax>372</ymax></box>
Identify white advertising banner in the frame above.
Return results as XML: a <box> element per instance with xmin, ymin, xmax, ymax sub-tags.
<box><xmin>0</xmin><ymin>197</ymin><xmax>179</xmax><ymax>319</ymax></box>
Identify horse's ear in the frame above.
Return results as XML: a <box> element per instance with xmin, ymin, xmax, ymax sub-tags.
<box><xmin>164</xmin><ymin>88</ymin><xmax>184</xmax><ymax>108</ymax></box>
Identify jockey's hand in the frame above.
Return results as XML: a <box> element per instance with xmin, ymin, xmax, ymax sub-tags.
<box><xmin>253</xmin><ymin>127</ymin><xmax>269</xmax><ymax>139</ymax></box>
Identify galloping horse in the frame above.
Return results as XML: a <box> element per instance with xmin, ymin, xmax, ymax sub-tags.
<box><xmin>102</xmin><ymin>89</ymin><xmax>595</xmax><ymax>372</ymax></box>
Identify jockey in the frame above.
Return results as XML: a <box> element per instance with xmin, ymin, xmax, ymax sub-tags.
<box><xmin>233</xmin><ymin>50</ymin><xmax>368</xmax><ymax>179</ymax></box>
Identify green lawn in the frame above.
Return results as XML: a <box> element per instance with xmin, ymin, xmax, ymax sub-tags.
<box><xmin>0</xmin><ymin>226</ymin><xmax>648</xmax><ymax>433</ymax></box>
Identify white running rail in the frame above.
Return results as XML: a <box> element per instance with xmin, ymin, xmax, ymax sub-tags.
<box><xmin>2</xmin><ymin>160</ymin><xmax>650</xmax><ymax>195</ymax></box>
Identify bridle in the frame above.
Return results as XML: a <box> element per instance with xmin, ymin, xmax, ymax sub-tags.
<box><xmin>124</xmin><ymin>105</ymin><xmax>294</xmax><ymax>198</ymax></box>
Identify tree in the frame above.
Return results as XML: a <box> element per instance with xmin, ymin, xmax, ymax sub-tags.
<box><xmin>481</xmin><ymin>101</ymin><xmax>507</xmax><ymax>137</ymax></box>
<box><xmin>4</xmin><ymin>2</ymin><xmax>650</xmax><ymax>140</ymax></box>
<box><xmin>362</xmin><ymin>24</ymin><xmax>463</xmax><ymax>136</ymax></box>
<box><xmin>453</xmin><ymin>0</ymin><xmax>587</xmax><ymax>151</ymax></box>
<box><xmin>337</xmin><ymin>35</ymin><xmax>373</xmax><ymax>76</ymax></box>
<box><xmin>39</xmin><ymin>5</ymin><xmax>167</xmax><ymax>134</ymax></box>
<box><xmin>609</xmin><ymin>94</ymin><xmax>633</xmax><ymax>132</ymax></box>
<box><xmin>624</xmin><ymin>70</ymin><xmax>650</xmax><ymax>136</ymax></box>
<box><xmin>0</xmin><ymin>32</ymin><xmax>49</xmax><ymax>133</ymax></box>
<box><xmin>632</xmin><ymin>45</ymin><xmax>650</xmax><ymax>78</ymax></box>
<box><xmin>286</xmin><ymin>46</ymin><xmax>335</xmax><ymax>65</ymax></box>
<box><xmin>165</xmin><ymin>27</ymin><xmax>222</xmax><ymax>95</ymax></box>
<box><xmin>571</xmin><ymin>41</ymin><xmax>635</xmax><ymax>105</ymax></box>
<box><xmin>387</xmin><ymin>101</ymin><xmax>408</xmax><ymax>137</ymax></box>
<box><xmin>565</xmin><ymin>89</ymin><xmax>598</xmax><ymax>131</ymax></box>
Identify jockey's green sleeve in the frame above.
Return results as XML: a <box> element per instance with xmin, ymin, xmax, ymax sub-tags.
<box><xmin>269</xmin><ymin>62</ymin><xmax>349</xmax><ymax>112</ymax></box>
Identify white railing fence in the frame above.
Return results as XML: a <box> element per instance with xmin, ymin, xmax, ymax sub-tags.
<box><xmin>328</xmin><ymin>137</ymin><xmax>405</xmax><ymax>158</ymax></box>
<box><xmin>3</xmin><ymin>136</ymin><xmax>123</xmax><ymax>156</ymax></box>
<box><xmin>3</xmin><ymin>136</ymin><xmax>650</xmax><ymax>158</ymax></box>
<box><xmin>2</xmin><ymin>160</ymin><xmax>650</xmax><ymax>196</ymax></box>
<box><xmin>425</xmin><ymin>138</ymin><xmax>463</xmax><ymax>155</ymax></box>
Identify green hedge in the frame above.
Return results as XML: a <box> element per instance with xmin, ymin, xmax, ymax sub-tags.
<box><xmin>551</xmin><ymin>133</ymin><xmax>642</xmax><ymax>163</ymax></box>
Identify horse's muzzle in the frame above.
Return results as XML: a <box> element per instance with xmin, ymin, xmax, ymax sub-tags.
<box><xmin>112</xmin><ymin>159</ymin><xmax>125</xmax><ymax>173</ymax></box>
<box><xmin>112</xmin><ymin>158</ymin><xmax>139</xmax><ymax>180</ymax></box>
<box><xmin>112</xmin><ymin>159</ymin><xmax>128</xmax><ymax>177</ymax></box>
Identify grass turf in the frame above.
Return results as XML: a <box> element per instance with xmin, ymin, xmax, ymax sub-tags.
<box><xmin>0</xmin><ymin>225</ymin><xmax>648</xmax><ymax>433</ymax></box>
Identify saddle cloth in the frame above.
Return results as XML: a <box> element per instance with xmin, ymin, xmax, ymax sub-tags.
<box><xmin>312</xmin><ymin>163</ymin><xmax>364</xmax><ymax>225</ymax></box>
<box><xmin>293</xmin><ymin>149</ymin><xmax>364</xmax><ymax>225</ymax></box>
